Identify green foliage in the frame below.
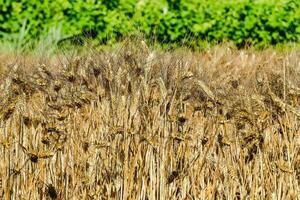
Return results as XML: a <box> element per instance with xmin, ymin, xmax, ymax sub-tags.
<box><xmin>1</xmin><ymin>0</ymin><xmax>299</xmax><ymax>47</ymax></box>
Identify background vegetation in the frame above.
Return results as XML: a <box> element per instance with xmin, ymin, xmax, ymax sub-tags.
<box><xmin>1</xmin><ymin>0</ymin><xmax>300</xmax><ymax>48</ymax></box>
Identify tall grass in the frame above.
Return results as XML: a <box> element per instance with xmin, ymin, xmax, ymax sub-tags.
<box><xmin>0</xmin><ymin>41</ymin><xmax>299</xmax><ymax>199</ymax></box>
<box><xmin>0</xmin><ymin>22</ymin><xmax>64</xmax><ymax>56</ymax></box>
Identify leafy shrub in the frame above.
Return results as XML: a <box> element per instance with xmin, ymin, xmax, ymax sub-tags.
<box><xmin>0</xmin><ymin>0</ymin><xmax>299</xmax><ymax>47</ymax></box>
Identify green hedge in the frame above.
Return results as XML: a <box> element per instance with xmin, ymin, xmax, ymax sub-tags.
<box><xmin>1</xmin><ymin>0</ymin><xmax>300</xmax><ymax>47</ymax></box>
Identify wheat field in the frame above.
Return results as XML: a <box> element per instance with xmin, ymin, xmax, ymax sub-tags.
<box><xmin>0</xmin><ymin>42</ymin><xmax>300</xmax><ymax>199</ymax></box>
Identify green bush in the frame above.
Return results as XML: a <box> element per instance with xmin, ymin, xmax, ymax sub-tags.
<box><xmin>1</xmin><ymin>0</ymin><xmax>300</xmax><ymax>47</ymax></box>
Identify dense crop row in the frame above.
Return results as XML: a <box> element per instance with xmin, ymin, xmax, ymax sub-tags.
<box><xmin>0</xmin><ymin>42</ymin><xmax>300</xmax><ymax>199</ymax></box>
<box><xmin>1</xmin><ymin>0</ymin><xmax>300</xmax><ymax>47</ymax></box>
